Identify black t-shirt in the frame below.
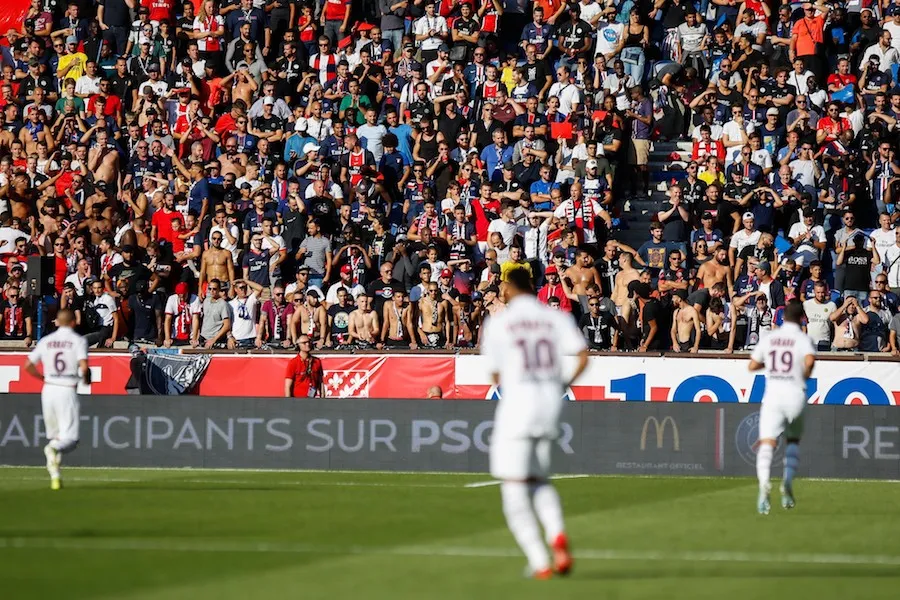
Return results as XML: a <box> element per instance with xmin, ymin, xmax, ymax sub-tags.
<box><xmin>687</xmin><ymin>288</ymin><xmax>711</xmax><ymax>312</ymax></box>
<box><xmin>737</xmin><ymin>244</ymin><xmax>775</xmax><ymax>275</ymax></box>
<box><xmin>522</xmin><ymin>60</ymin><xmax>550</xmax><ymax>90</ymax></box>
<box><xmin>453</xmin><ymin>16</ymin><xmax>480</xmax><ymax>49</ymax></box>
<box><xmin>595</xmin><ymin>257</ymin><xmax>620</xmax><ymax>298</ymax></box>
<box><xmin>843</xmin><ymin>247</ymin><xmax>873</xmax><ymax>292</ymax></box>
<box><xmin>641</xmin><ymin>299</ymin><xmax>663</xmax><ymax>350</ymax></box>
<box><xmin>127</xmin><ymin>293</ymin><xmax>163</xmax><ymax>341</ymax></box>
<box><xmin>559</xmin><ymin>19</ymin><xmax>591</xmax><ymax>53</ymax></box>
<box><xmin>98</xmin><ymin>0</ymin><xmax>131</xmax><ymax>27</ymax></box>
<box><xmin>682</xmin><ymin>179</ymin><xmax>708</xmax><ymax>209</ymax></box>
<box><xmin>254</xmin><ymin>114</ymin><xmax>283</xmax><ymax>136</ymax></box>
<box><xmin>108</xmin><ymin>261</ymin><xmax>151</xmax><ymax>296</ymax></box>
<box><xmin>328</xmin><ymin>303</ymin><xmax>354</xmax><ymax>344</ymax></box>
<box><xmin>367</xmin><ymin>278</ymin><xmax>397</xmax><ymax>315</ymax></box>
<box><xmin>437</xmin><ymin>112</ymin><xmax>466</xmax><ymax>150</ymax></box>
<box><xmin>579</xmin><ymin>311</ymin><xmax>616</xmax><ymax>350</ymax></box>
<box><xmin>307</xmin><ymin>195</ymin><xmax>339</xmax><ymax>236</ymax></box>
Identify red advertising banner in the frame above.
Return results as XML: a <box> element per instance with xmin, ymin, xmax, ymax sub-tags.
<box><xmin>0</xmin><ymin>353</ymin><xmax>456</xmax><ymax>399</ymax></box>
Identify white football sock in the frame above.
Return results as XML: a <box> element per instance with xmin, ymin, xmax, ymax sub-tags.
<box><xmin>756</xmin><ymin>444</ymin><xmax>773</xmax><ymax>491</ymax></box>
<box><xmin>530</xmin><ymin>482</ymin><xmax>564</xmax><ymax>543</ymax></box>
<box><xmin>501</xmin><ymin>482</ymin><xmax>550</xmax><ymax>572</ymax></box>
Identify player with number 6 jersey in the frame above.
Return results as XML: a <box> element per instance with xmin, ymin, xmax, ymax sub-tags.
<box><xmin>23</xmin><ymin>309</ymin><xmax>90</xmax><ymax>490</ymax></box>
<box><xmin>480</xmin><ymin>269</ymin><xmax>588</xmax><ymax>579</ymax></box>
<box><xmin>748</xmin><ymin>301</ymin><xmax>816</xmax><ymax>515</ymax></box>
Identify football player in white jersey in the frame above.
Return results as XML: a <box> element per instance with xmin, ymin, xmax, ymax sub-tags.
<box><xmin>748</xmin><ymin>301</ymin><xmax>816</xmax><ymax>514</ymax></box>
<box><xmin>480</xmin><ymin>268</ymin><xmax>589</xmax><ymax>579</ymax></box>
<box><xmin>24</xmin><ymin>309</ymin><xmax>90</xmax><ymax>490</ymax></box>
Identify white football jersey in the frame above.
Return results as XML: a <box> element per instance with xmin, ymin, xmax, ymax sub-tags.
<box><xmin>481</xmin><ymin>295</ymin><xmax>587</xmax><ymax>439</ymax></box>
<box><xmin>27</xmin><ymin>326</ymin><xmax>88</xmax><ymax>388</ymax></box>
<box><xmin>750</xmin><ymin>321</ymin><xmax>815</xmax><ymax>397</ymax></box>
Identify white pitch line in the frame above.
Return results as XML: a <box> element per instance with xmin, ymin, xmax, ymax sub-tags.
<box><xmin>2</xmin><ymin>476</ymin><xmax>464</xmax><ymax>489</ymax></box>
<box><xmin>464</xmin><ymin>475</ymin><xmax>592</xmax><ymax>488</ymax></box>
<box><xmin>1</xmin><ymin>537</ymin><xmax>898</xmax><ymax>567</ymax></box>
<box><xmin>2</xmin><ymin>466</ymin><xmax>898</xmax><ymax>484</ymax></box>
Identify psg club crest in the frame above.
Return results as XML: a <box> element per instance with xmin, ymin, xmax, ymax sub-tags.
<box><xmin>735</xmin><ymin>411</ymin><xmax>783</xmax><ymax>466</ymax></box>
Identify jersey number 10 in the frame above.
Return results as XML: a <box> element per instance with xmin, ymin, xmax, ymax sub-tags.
<box><xmin>516</xmin><ymin>338</ymin><xmax>556</xmax><ymax>371</ymax></box>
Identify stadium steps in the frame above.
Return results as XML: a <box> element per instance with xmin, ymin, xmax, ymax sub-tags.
<box><xmin>611</xmin><ymin>140</ymin><xmax>691</xmax><ymax>249</ymax></box>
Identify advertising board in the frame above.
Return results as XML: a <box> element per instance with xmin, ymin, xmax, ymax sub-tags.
<box><xmin>1</xmin><ymin>397</ymin><xmax>898</xmax><ymax>479</ymax></box>
<box><xmin>0</xmin><ymin>353</ymin><xmax>897</xmax><ymax>404</ymax></box>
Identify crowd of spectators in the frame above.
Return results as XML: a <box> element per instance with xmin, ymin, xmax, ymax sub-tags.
<box><xmin>0</xmin><ymin>0</ymin><xmax>898</xmax><ymax>355</ymax></box>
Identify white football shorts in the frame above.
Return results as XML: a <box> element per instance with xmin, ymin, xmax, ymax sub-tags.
<box><xmin>758</xmin><ymin>393</ymin><xmax>806</xmax><ymax>441</ymax></box>
<box><xmin>490</xmin><ymin>436</ymin><xmax>553</xmax><ymax>481</ymax></box>
<box><xmin>41</xmin><ymin>385</ymin><xmax>80</xmax><ymax>443</ymax></box>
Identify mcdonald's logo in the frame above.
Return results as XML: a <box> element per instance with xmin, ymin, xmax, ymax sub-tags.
<box><xmin>640</xmin><ymin>416</ymin><xmax>680</xmax><ymax>451</ymax></box>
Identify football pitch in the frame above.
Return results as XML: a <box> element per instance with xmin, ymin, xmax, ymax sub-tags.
<box><xmin>1</xmin><ymin>468</ymin><xmax>899</xmax><ymax>599</ymax></box>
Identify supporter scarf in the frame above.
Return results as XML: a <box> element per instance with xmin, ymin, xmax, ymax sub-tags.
<box><xmin>564</xmin><ymin>198</ymin><xmax>595</xmax><ymax>240</ymax></box>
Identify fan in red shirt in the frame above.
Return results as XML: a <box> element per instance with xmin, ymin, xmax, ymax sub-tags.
<box><xmin>151</xmin><ymin>194</ymin><xmax>182</xmax><ymax>243</ymax></box>
<box><xmin>536</xmin><ymin>264</ymin><xmax>573</xmax><ymax>312</ymax></box>
<box><xmin>470</xmin><ymin>182</ymin><xmax>501</xmax><ymax>243</ymax></box>
<box><xmin>826</xmin><ymin>58</ymin><xmax>857</xmax><ymax>96</ymax></box>
<box><xmin>142</xmin><ymin>0</ymin><xmax>176</xmax><ymax>23</ymax></box>
<box><xmin>816</xmin><ymin>102</ymin><xmax>852</xmax><ymax>146</ymax></box>
<box><xmin>284</xmin><ymin>335</ymin><xmax>325</xmax><ymax>398</ymax></box>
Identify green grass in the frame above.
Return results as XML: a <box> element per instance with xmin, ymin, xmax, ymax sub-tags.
<box><xmin>1</xmin><ymin>468</ymin><xmax>899</xmax><ymax>599</ymax></box>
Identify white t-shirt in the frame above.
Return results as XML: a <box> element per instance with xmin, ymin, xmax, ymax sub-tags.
<box><xmin>0</xmin><ymin>226</ymin><xmax>29</xmax><ymax>262</ymax></box>
<box><xmin>487</xmin><ymin>218</ymin><xmax>518</xmax><ymax>247</ymax></box>
<box><xmin>64</xmin><ymin>273</ymin><xmax>91</xmax><ymax>296</ymax></box>
<box><xmin>803</xmin><ymin>298</ymin><xmax>835</xmax><ymax>347</ymax></box>
<box><xmin>602</xmin><ymin>72</ymin><xmax>634</xmax><ymax>110</ymax></box>
<box><xmin>595</xmin><ymin>22</ymin><xmax>624</xmax><ymax>56</ymax></box>
<box><xmin>413</xmin><ymin>14</ymin><xmax>448</xmax><ymax>51</ymax></box>
<box><xmin>165</xmin><ymin>293</ymin><xmax>202</xmax><ymax>339</ymax></box>
<box><xmin>548</xmin><ymin>82</ymin><xmax>581</xmax><ymax>116</ymax></box>
<box><xmin>325</xmin><ymin>281</ymin><xmax>366</xmax><ymax>305</ymax></box>
<box><xmin>261</xmin><ymin>234</ymin><xmax>286</xmax><ymax>272</ymax></box>
<box><xmin>730</xmin><ymin>229</ymin><xmax>762</xmax><ymax>255</ymax></box>
<box><xmin>209</xmin><ymin>223</ymin><xmax>240</xmax><ymax>262</ymax></box>
<box><xmin>304</xmin><ymin>180</ymin><xmax>344</xmax><ymax>200</ymax></box>
<box><xmin>750</xmin><ymin>321</ymin><xmax>815</xmax><ymax>399</ymax></box>
<box><xmin>787</xmin><ymin>221</ymin><xmax>826</xmax><ymax>265</ymax></box>
<box><xmin>74</xmin><ymin>75</ymin><xmax>101</xmax><ymax>97</ymax></box>
<box><xmin>869</xmin><ymin>227</ymin><xmax>896</xmax><ymax>256</ymax></box>
<box><xmin>228</xmin><ymin>293</ymin><xmax>259</xmax><ymax>340</ymax></box>
<box><xmin>27</xmin><ymin>326</ymin><xmax>88</xmax><ymax>388</ymax></box>
<box><xmin>789</xmin><ymin>159</ymin><xmax>817</xmax><ymax>188</ymax></box>
<box><xmin>86</xmin><ymin>293</ymin><xmax>117</xmax><ymax>327</ymax></box>
<box><xmin>480</xmin><ymin>294</ymin><xmax>586</xmax><ymax>439</ymax></box>
<box><xmin>579</xmin><ymin>1</ymin><xmax>602</xmax><ymax>25</ymax></box>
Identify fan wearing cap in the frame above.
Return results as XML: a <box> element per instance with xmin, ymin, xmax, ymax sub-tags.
<box><xmin>537</xmin><ymin>264</ymin><xmax>575</xmax><ymax>313</ymax></box>
<box><xmin>163</xmin><ymin>282</ymin><xmax>201</xmax><ymax>347</ymax></box>
<box><xmin>249</xmin><ymin>96</ymin><xmax>285</xmax><ymax>154</ymax></box>
<box><xmin>56</xmin><ymin>35</ymin><xmax>88</xmax><ymax>81</ymax></box>
<box><xmin>728</xmin><ymin>212</ymin><xmax>761</xmax><ymax>265</ymax></box>
<box><xmin>325</xmin><ymin>263</ymin><xmax>366</xmax><ymax>305</ymax></box>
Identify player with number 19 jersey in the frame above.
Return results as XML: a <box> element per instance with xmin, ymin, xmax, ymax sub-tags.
<box><xmin>750</xmin><ymin>321</ymin><xmax>815</xmax><ymax>439</ymax></box>
<box><xmin>480</xmin><ymin>295</ymin><xmax>587</xmax><ymax>443</ymax></box>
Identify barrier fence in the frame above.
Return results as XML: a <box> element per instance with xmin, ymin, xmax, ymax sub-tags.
<box><xmin>1</xmin><ymin>397</ymin><xmax>898</xmax><ymax>479</ymax></box>
<box><xmin>0</xmin><ymin>353</ymin><xmax>897</xmax><ymax>404</ymax></box>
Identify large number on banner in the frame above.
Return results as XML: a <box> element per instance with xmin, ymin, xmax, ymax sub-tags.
<box><xmin>821</xmin><ymin>377</ymin><xmax>891</xmax><ymax>405</ymax></box>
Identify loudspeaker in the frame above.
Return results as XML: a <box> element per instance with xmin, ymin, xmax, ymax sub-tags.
<box><xmin>26</xmin><ymin>256</ymin><xmax>57</xmax><ymax>297</ymax></box>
